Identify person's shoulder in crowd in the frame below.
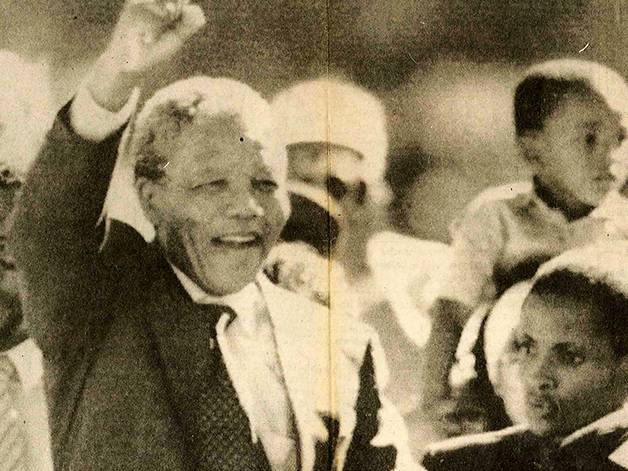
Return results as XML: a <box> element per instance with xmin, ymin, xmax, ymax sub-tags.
<box><xmin>422</xmin><ymin>418</ymin><xmax>628</xmax><ymax>471</ymax></box>
<box><xmin>450</xmin><ymin>181</ymin><xmax>533</xmax><ymax>235</ymax></box>
<box><xmin>464</xmin><ymin>181</ymin><xmax>533</xmax><ymax>214</ymax></box>
<box><xmin>421</xmin><ymin>424</ymin><xmax>531</xmax><ymax>471</ymax></box>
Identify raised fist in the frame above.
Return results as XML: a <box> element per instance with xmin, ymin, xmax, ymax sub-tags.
<box><xmin>108</xmin><ymin>0</ymin><xmax>206</xmax><ymax>75</ymax></box>
<box><xmin>88</xmin><ymin>0</ymin><xmax>206</xmax><ymax>111</ymax></box>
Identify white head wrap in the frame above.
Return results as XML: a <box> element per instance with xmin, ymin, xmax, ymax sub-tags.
<box><xmin>535</xmin><ymin>240</ymin><xmax>628</xmax><ymax>298</ymax></box>
<box><xmin>524</xmin><ymin>59</ymin><xmax>628</xmax><ymax>120</ymax></box>
<box><xmin>271</xmin><ymin>78</ymin><xmax>390</xmax><ymax>203</ymax></box>
<box><xmin>104</xmin><ymin>76</ymin><xmax>289</xmax><ymax>242</ymax></box>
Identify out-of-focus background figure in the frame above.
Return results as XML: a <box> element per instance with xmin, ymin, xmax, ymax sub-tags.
<box><xmin>265</xmin><ymin>78</ymin><xmax>389</xmax><ymax>313</ymax></box>
<box><xmin>0</xmin><ymin>50</ymin><xmax>54</xmax><ymax>471</ymax></box>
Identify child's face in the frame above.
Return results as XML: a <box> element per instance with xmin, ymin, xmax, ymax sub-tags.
<box><xmin>514</xmin><ymin>292</ymin><xmax>627</xmax><ymax>439</ymax></box>
<box><xmin>139</xmin><ymin>115</ymin><xmax>286</xmax><ymax>295</ymax></box>
<box><xmin>525</xmin><ymin>92</ymin><xmax>626</xmax><ymax>207</ymax></box>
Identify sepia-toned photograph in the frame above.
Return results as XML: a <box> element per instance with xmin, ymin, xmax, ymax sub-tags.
<box><xmin>0</xmin><ymin>0</ymin><xmax>627</xmax><ymax>469</ymax></box>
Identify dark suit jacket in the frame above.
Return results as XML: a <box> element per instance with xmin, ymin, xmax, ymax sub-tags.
<box><xmin>12</xmin><ymin>103</ymin><xmax>411</xmax><ymax>471</ymax></box>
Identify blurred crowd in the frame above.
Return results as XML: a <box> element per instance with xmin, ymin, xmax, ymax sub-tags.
<box><xmin>1</xmin><ymin>1</ymin><xmax>628</xmax><ymax>469</ymax></box>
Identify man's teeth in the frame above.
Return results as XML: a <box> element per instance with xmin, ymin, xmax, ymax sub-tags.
<box><xmin>217</xmin><ymin>234</ymin><xmax>258</xmax><ymax>243</ymax></box>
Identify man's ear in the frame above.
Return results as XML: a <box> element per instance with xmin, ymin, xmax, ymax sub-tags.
<box><xmin>619</xmin><ymin>178</ymin><xmax>628</xmax><ymax>198</ymax></box>
<box><xmin>615</xmin><ymin>354</ymin><xmax>628</xmax><ymax>398</ymax></box>
<box><xmin>135</xmin><ymin>177</ymin><xmax>161</xmax><ymax>226</ymax></box>
<box><xmin>619</xmin><ymin>354</ymin><xmax>628</xmax><ymax>378</ymax></box>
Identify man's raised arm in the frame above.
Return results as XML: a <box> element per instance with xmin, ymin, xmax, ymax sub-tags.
<box><xmin>11</xmin><ymin>0</ymin><xmax>206</xmax><ymax>354</ymax></box>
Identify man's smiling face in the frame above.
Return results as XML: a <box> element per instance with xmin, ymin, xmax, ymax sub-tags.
<box><xmin>139</xmin><ymin>114</ymin><xmax>286</xmax><ymax>296</ymax></box>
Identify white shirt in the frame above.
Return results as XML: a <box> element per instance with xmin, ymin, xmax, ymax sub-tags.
<box><xmin>172</xmin><ymin>268</ymin><xmax>298</xmax><ymax>471</ymax></box>
<box><xmin>440</xmin><ymin>181</ymin><xmax>625</xmax><ymax>309</ymax></box>
<box><xmin>6</xmin><ymin>339</ymin><xmax>53</xmax><ymax>471</ymax></box>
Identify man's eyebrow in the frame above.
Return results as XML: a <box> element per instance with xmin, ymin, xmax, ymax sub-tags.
<box><xmin>578</xmin><ymin>120</ymin><xmax>602</xmax><ymax>129</ymax></box>
<box><xmin>191</xmin><ymin>167</ymin><xmax>227</xmax><ymax>179</ymax></box>
<box><xmin>553</xmin><ymin>342</ymin><xmax>583</xmax><ymax>353</ymax></box>
<box><xmin>512</xmin><ymin>330</ymin><xmax>531</xmax><ymax>342</ymax></box>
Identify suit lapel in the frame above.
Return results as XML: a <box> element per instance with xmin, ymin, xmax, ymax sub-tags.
<box><xmin>140</xmin><ymin>251</ymin><xmax>275</xmax><ymax>471</ymax></box>
<box><xmin>260</xmin><ymin>276</ymin><xmax>329</xmax><ymax>471</ymax></box>
<box><xmin>139</xmin><ymin>255</ymin><xmax>219</xmax><ymax>466</ymax></box>
<box><xmin>142</xmin><ymin>264</ymin><xmax>337</xmax><ymax>471</ymax></box>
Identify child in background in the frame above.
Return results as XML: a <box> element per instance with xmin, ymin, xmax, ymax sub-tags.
<box><xmin>422</xmin><ymin>242</ymin><xmax>628</xmax><ymax>470</ymax></box>
<box><xmin>421</xmin><ymin>59</ymin><xmax>628</xmax><ymax>434</ymax></box>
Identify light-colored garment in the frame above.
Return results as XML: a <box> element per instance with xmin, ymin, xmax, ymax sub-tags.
<box><xmin>591</xmin><ymin>189</ymin><xmax>628</xmax><ymax>237</ymax></box>
<box><xmin>367</xmin><ymin>231</ymin><xmax>450</xmax><ymax>348</ymax></box>
<box><xmin>171</xmin><ymin>270</ymin><xmax>419</xmax><ymax>471</ymax></box>
<box><xmin>5</xmin><ymin>339</ymin><xmax>53</xmax><ymax>471</ymax></box>
<box><xmin>172</xmin><ymin>268</ymin><xmax>298</xmax><ymax>471</ymax></box>
<box><xmin>440</xmin><ymin>181</ymin><xmax>625</xmax><ymax>309</ymax></box>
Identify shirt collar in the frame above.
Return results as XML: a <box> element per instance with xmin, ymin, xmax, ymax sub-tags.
<box><xmin>170</xmin><ymin>264</ymin><xmax>265</xmax><ymax>334</ymax></box>
<box><xmin>532</xmin><ymin>176</ymin><xmax>595</xmax><ymax>222</ymax></box>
